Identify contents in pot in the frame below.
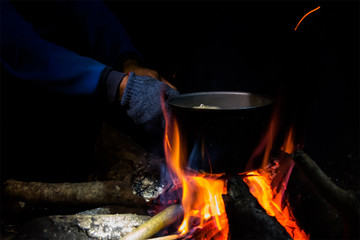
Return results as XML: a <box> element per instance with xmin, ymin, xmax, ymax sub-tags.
<box><xmin>192</xmin><ymin>104</ymin><xmax>220</xmax><ymax>109</ymax></box>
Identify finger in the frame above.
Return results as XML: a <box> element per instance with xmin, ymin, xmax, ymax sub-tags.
<box><xmin>138</xmin><ymin>69</ymin><xmax>160</xmax><ymax>80</ymax></box>
<box><xmin>161</xmin><ymin>78</ymin><xmax>177</xmax><ymax>90</ymax></box>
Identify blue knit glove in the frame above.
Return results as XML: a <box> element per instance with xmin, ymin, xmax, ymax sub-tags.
<box><xmin>120</xmin><ymin>72</ymin><xmax>179</xmax><ymax>125</ymax></box>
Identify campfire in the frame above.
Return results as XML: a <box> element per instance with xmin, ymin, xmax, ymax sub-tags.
<box><xmin>119</xmin><ymin>91</ymin><xmax>359</xmax><ymax>240</ymax></box>
<box><xmin>1</xmin><ymin>1</ymin><xmax>359</xmax><ymax>239</ymax></box>
<box><xmin>126</xmin><ymin>94</ymin><xmax>309</xmax><ymax>240</ymax></box>
<box><xmin>0</xmin><ymin>9</ymin><xmax>357</xmax><ymax>236</ymax></box>
<box><xmin>2</xmin><ymin>90</ymin><xmax>359</xmax><ymax>240</ymax></box>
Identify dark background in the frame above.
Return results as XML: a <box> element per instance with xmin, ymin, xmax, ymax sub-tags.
<box><xmin>1</xmin><ymin>0</ymin><xmax>359</xmax><ymax>189</ymax></box>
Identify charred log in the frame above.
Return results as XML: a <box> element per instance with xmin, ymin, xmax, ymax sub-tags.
<box><xmin>292</xmin><ymin>150</ymin><xmax>360</xmax><ymax>238</ymax></box>
<box><xmin>226</xmin><ymin>175</ymin><xmax>292</xmax><ymax>240</ymax></box>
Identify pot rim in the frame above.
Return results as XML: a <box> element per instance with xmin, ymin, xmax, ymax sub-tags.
<box><xmin>167</xmin><ymin>91</ymin><xmax>273</xmax><ymax>111</ymax></box>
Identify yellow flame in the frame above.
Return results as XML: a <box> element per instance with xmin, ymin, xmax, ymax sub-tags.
<box><xmin>243</xmin><ymin>127</ymin><xmax>309</xmax><ymax>240</ymax></box>
<box><xmin>163</xmin><ymin>116</ymin><xmax>229</xmax><ymax>239</ymax></box>
<box><xmin>244</xmin><ymin>170</ymin><xmax>309</xmax><ymax>240</ymax></box>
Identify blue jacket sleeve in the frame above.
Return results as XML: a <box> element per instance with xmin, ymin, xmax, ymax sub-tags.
<box><xmin>0</xmin><ymin>0</ymin><xmax>109</xmax><ymax>95</ymax></box>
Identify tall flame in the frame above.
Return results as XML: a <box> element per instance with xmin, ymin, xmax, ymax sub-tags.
<box><xmin>162</xmin><ymin>97</ymin><xmax>229</xmax><ymax>239</ymax></box>
<box><xmin>246</xmin><ymin>105</ymin><xmax>281</xmax><ymax>170</ymax></box>
<box><xmin>243</xmin><ymin>126</ymin><xmax>309</xmax><ymax>240</ymax></box>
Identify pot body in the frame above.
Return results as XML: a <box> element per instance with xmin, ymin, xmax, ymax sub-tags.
<box><xmin>167</xmin><ymin>92</ymin><xmax>273</xmax><ymax>173</ymax></box>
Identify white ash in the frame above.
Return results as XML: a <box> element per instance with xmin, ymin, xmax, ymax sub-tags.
<box><xmin>49</xmin><ymin>214</ymin><xmax>150</xmax><ymax>239</ymax></box>
<box><xmin>132</xmin><ymin>176</ymin><xmax>165</xmax><ymax>202</ymax></box>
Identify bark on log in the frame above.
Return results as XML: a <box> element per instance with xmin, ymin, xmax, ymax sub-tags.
<box><xmin>4</xmin><ymin>179</ymin><xmax>146</xmax><ymax>208</ymax></box>
<box><xmin>15</xmin><ymin>214</ymin><xmax>151</xmax><ymax>239</ymax></box>
<box><xmin>226</xmin><ymin>175</ymin><xmax>292</xmax><ymax>240</ymax></box>
<box><xmin>292</xmin><ymin>150</ymin><xmax>360</xmax><ymax>237</ymax></box>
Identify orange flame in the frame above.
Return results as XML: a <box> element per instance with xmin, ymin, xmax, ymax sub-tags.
<box><xmin>162</xmin><ymin>92</ymin><xmax>307</xmax><ymax>239</ymax></box>
<box><xmin>163</xmin><ymin>103</ymin><xmax>229</xmax><ymax>239</ymax></box>
<box><xmin>246</xmin><ymin>105</ymin><xmax>281</xmax><ymax>170</ymax></box>
<box><xmin>243</xmin><ymin>170</ymin><xmax>309</xmax><ymax>240</ymax></box>
<box><xmin>281</xmin><ymin>126</ymin><xmax>295</xmax><ymax>154</ymax></box>
<box><xmin>243</xmin><ymin>127</ymin><xmax>309</xmax><ymax>240</ymax></box>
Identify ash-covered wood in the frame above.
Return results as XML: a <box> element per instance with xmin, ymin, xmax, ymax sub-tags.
<box><xmin>77</xmin><ymin>205</ymin><xmax>148</xmax><ymax>216</ymax></box>
<box><xmin>225</xmin><ymin>175</ymin><xmax>292</xmax><ymax>240</ymax></box>
<box><xmin>132</xmin><ymin>175</ymin><xmax>165</xmax><ymax>202</ymax></box>
<box><xmin>14</xmin><ymin>214</ymin><xmax>151</xmax><ymax>240</ymax></box>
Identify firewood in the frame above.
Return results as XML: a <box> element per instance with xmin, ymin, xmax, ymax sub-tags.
<box><xmin>4</xmin><ymin>179</ymin><xmax>146</xmax><ymax>207</ymax></box>
<box><xmin>292</xmin><ymin>150</ymin><xmax>360</xmax><ymax>237</ymax></box>
<box><xmin>226</xmin><ymin>176</ymin><xmax>292</xmax><ymax>239</ymax></box>
<box><xmin>121</xmin><ymin>204</ymin><xmax>183</xmax><ymax>240</ymax></box>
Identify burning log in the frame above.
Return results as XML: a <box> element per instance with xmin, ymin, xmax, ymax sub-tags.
<box><xmin>4</xmin><ymin>179</ymin><xmax>146</xmax><ymax>207</ymax></box>
<box><xmin>121</xmin><ymin>204</ymin><xmax>183</xmax><ymax>240</ymax></box>
<box><xmin>292</xmin><ymin>150</ymin><xmax>360</xmax><ymax>237</ymax></box>
<box><xmin>226</xmin><ymin>175</ymin><xmax>292</xmax><ymax>239</ymax></box>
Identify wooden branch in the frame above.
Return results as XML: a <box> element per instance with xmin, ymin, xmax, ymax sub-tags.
<box><xmin>292</xmin><ymin>150</ymin><xmax>360</xmax><ymax>226</ymax></box>
<box><xmin>4</xmin><ymin>179</ymin><xmax>146</xmax><ymax>207</ymax></box>
<box><xmin>121</xmin><ymin>204</ymin><xmax>183</xmax><ymax>240</ymax></box>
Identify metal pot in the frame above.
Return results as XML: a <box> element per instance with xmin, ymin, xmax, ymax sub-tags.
<box><xmin>167</xmin><ymin>91</ymin><xmax>273</xmax><ymax>173</ymax></box>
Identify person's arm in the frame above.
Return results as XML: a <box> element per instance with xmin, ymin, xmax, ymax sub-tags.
<box><xmin>63</xmin><ymin>0</ymin><xmax>172</xmax><ymax>84</ymax></box>
<box><xmin>0</xmin><ymin>0</ymin><xmax>127</xmax><ymax>103</ymax></box>
<box><xmin>1</xmin><ymin>0</ymin><xmax>178</xmax><ymax>125</ymax></box>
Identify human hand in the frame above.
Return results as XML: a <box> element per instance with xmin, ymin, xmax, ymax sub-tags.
<box><xmin>122</xmin><ymin>59</ymin><xmax>176</xmax><ymax>90</ymax></box>
<box><xmin>120</xmin><ymin>72</ymin><xmax>179</xmax><ymax>125</ymax></box>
